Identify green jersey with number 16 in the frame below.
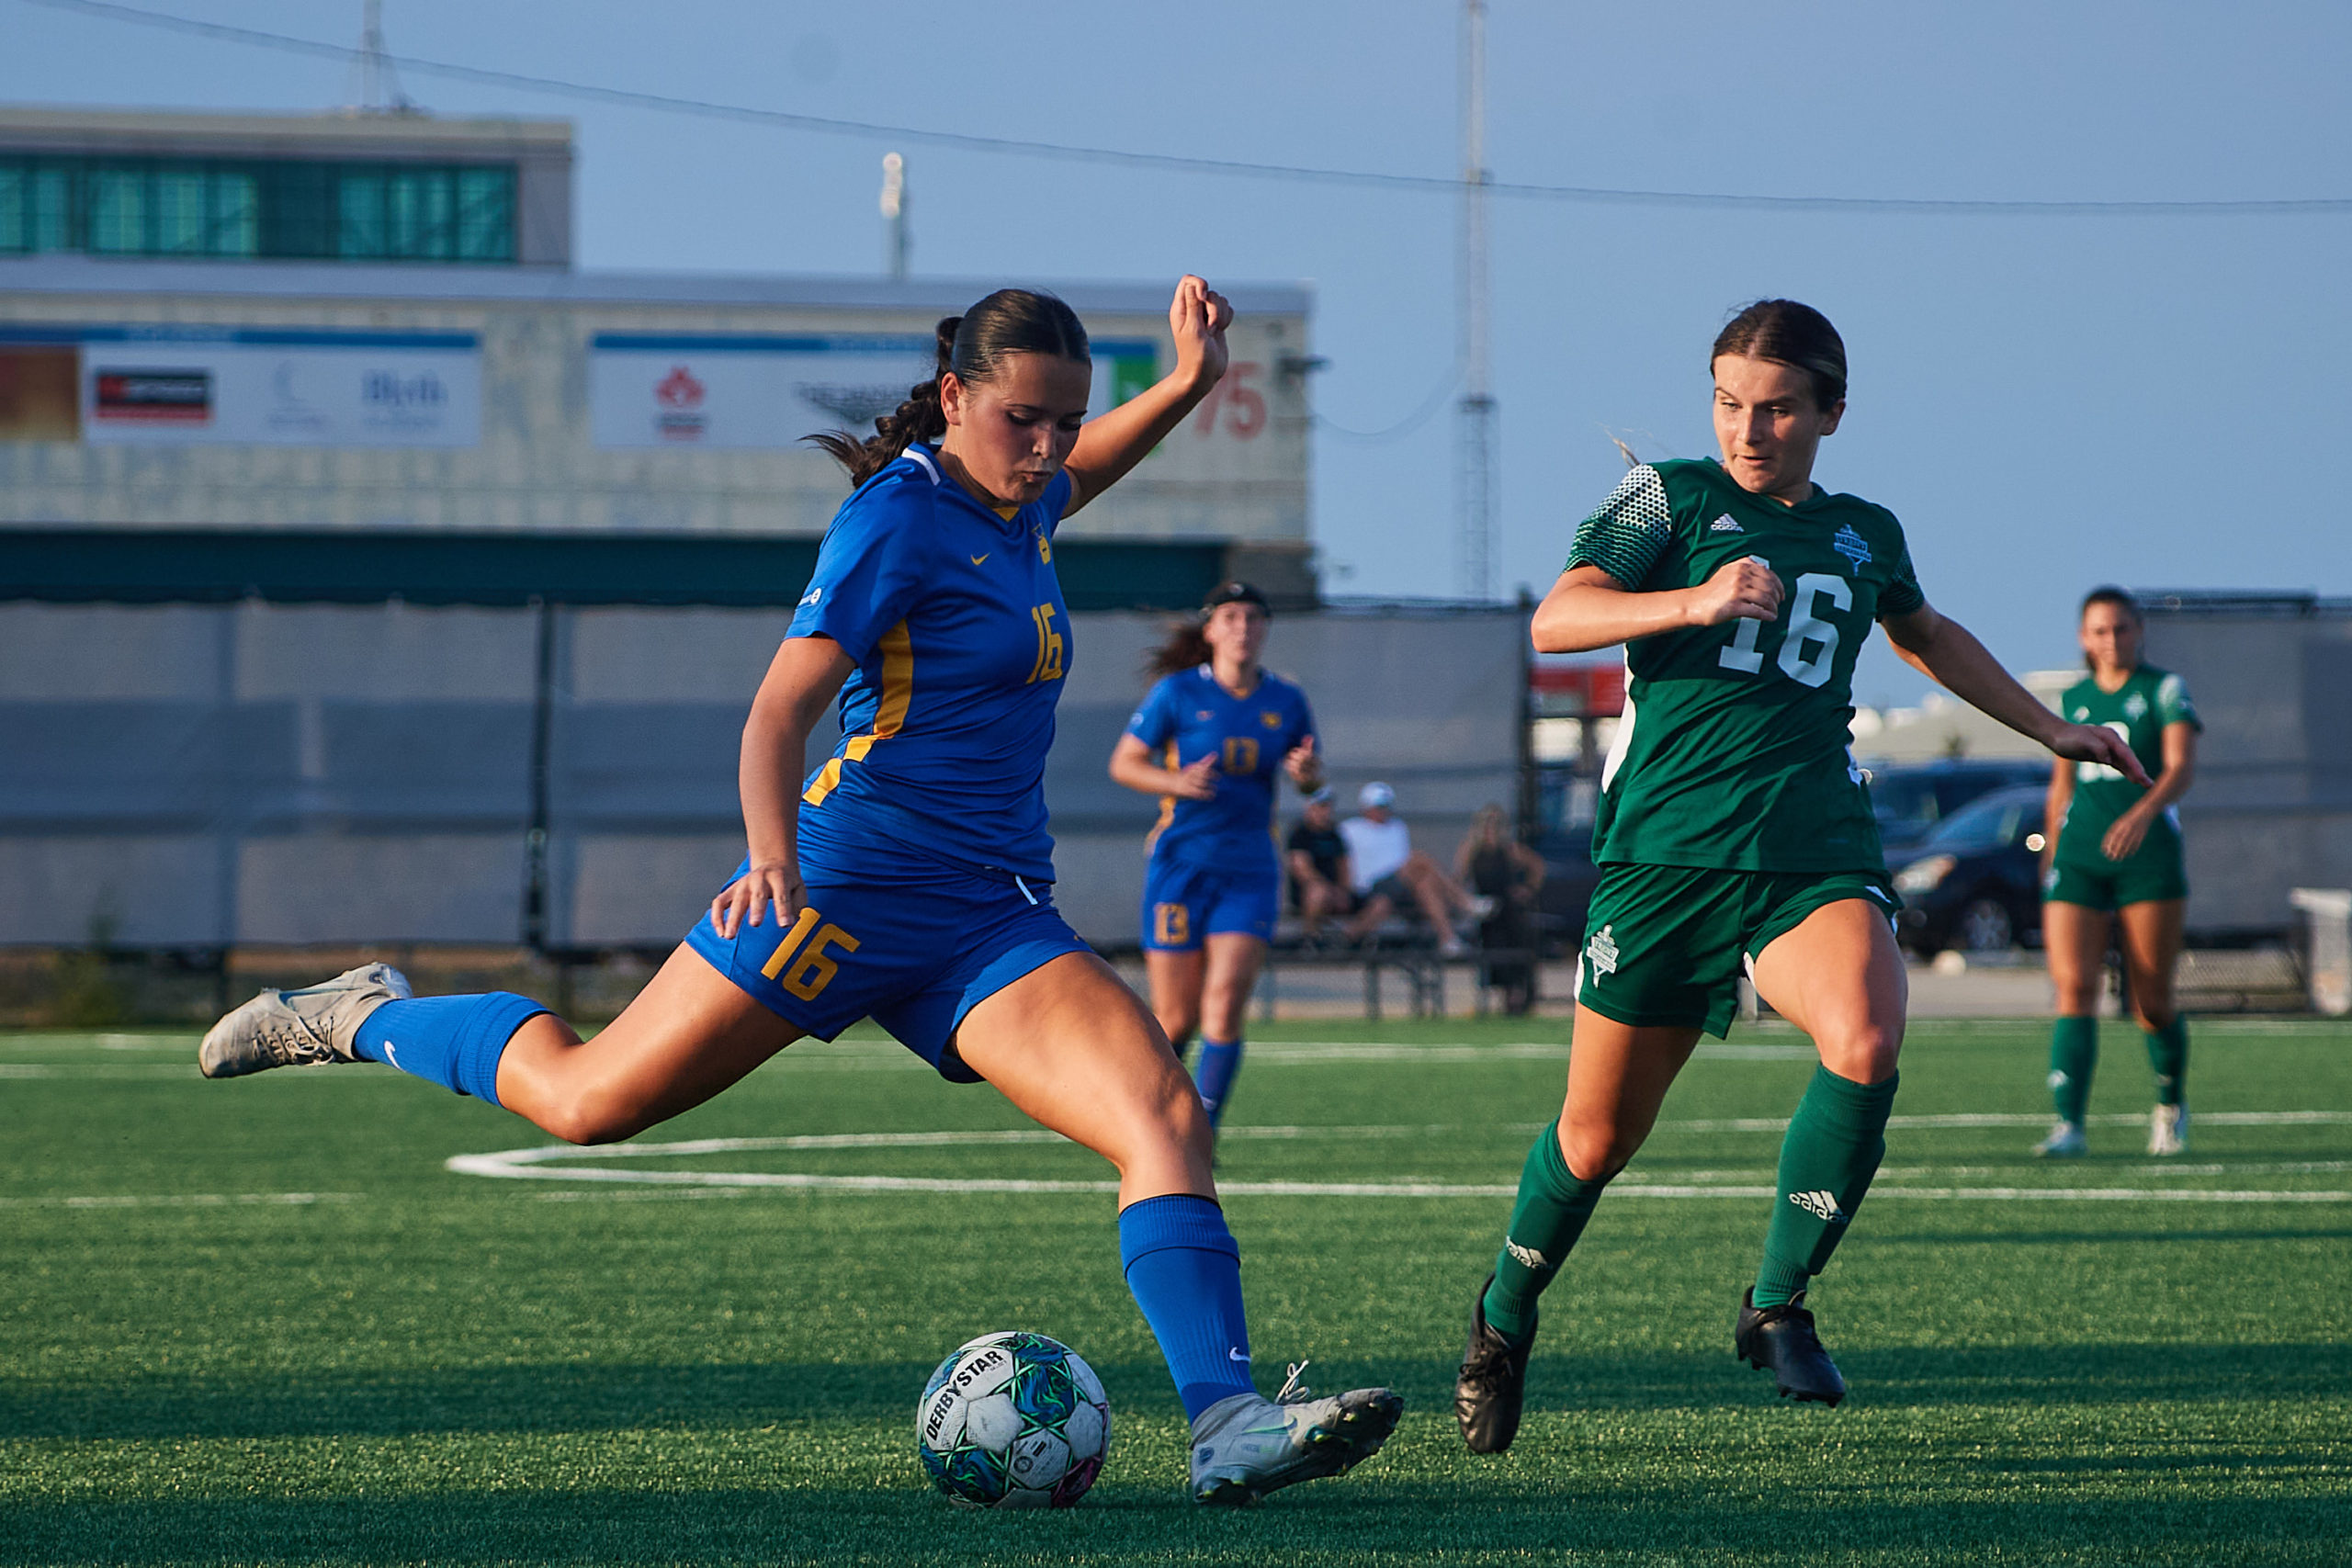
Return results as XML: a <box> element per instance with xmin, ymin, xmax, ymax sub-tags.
<box><xmin>1566</xmin><ymin>458</ymin><xmax>1926</xmax><ymax>873</ymax></box>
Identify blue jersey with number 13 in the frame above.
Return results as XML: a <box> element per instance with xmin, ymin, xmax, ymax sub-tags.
<box><xmin>1127</xmin><ymin>667</ymin><xmax>1316</xmax><ymax>877</ymax></box>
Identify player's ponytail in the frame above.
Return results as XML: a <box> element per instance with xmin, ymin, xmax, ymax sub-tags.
<box><xmin>810</xmin><ymin>290</ymin><xmax>1090</xmax><ymax>488</ymax></box>
<box><xmin>1144</xmin><ymin>614</ymin><xmax>1215</xmax><ymax>679</ymax></box>
<box><xmin>1713</xmin><ymin>299</ymin><xmax>1847</xmax><ymax>411</ymax></box>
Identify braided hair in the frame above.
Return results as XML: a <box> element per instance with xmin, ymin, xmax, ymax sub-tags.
<box><xmin>809</xmin><ymin>289</ymin><xmax>1090</xmax><ymax>487</ymax></box>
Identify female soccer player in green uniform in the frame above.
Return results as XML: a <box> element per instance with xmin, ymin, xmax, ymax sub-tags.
<box><xmin>2035</xmin><ymin>587</ymin><xmax>2200</xmax><ymax>1158</ymax></box>
<box><xmin>1453</xmin><ymin>300</ymin><xmax>2146</xmax><ymax>1447</ymax></box>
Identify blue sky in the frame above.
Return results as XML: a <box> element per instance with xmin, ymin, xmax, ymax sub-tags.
<box><xmin>7</xmin><ymin>0</ymin><xmax>2349</xmax><ymax>702</ymax></box>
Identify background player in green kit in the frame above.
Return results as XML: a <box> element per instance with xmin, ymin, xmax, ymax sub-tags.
<box><xmin>2036</xmin><ymin>587</ymin><xmax>2201</xmax><ymax>1159</ymax></box>
<box><xmin>1453</xmin><ymin>300</ymin><xmax>2147</xmax><ymax>1448</ymax></box>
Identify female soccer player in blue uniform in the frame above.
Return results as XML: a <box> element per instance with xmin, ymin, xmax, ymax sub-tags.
<box><xmin>1110</xmin><ymin>582</ymin><xmax>1322</xmax><ymax>1133</ymax></box>
<box><xmin>1451</xmin><ymin>300</ymin><xmax>2146</xmax><ymax>1449</ymax></box>
<box><xmin>198</xmin><ymin>277</ymin><xmax>1401</xmax><ymax>1505</ymax></box>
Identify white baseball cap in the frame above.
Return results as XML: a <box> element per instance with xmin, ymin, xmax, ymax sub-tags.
<box><xmin>1358</xmin><ymin>782</ymin><xmax>1396</xmax><ymax>808</ymax></box>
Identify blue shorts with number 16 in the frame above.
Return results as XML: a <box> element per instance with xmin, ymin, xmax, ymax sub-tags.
<box><xmin>684</xmin><ymin>859</ymin><xmax>1091</xmax><ymax>1083</ymax></box>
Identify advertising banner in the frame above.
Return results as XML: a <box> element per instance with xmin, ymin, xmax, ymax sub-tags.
<box><xmin>0</xmin><ymin>327</ymin><xmax>481</xmax><ymax>447</ymax></box>
<box><xmin>0</xmin><ymin>345</ymin><xmax>79</xmax><ymax>440</ymax></box>
<box><xmin>590</xmin><ymin>333</ymin><xmax>1159</xmax><ymax>451</ymax></box>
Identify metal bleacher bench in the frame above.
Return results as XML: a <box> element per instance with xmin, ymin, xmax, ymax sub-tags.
<box><xmin>1255</xmin><ymin>917</ymin><xmax>1538</xmax><ymax>1021</ymax></box>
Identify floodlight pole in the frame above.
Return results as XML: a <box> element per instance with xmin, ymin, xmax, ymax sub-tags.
<box><xmin>351</xmin><ymin>0</ymin><xmax>416</xmax><ymax>116</ymax></box>
<box><xmin>881</xmin><ymin>152</ymin><xmax>910</xmax><ymax>282</ymax></box>
<box><xmin>1457</xmin><ymin>0</ymin><xmax>1497</xmax><ymax>603</ymax></box>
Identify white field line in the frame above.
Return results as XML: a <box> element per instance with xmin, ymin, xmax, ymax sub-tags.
<box><xmin>0</xmin><ymin>1191</ymin><xmax>360</xmax><ymax>1209</ymax></box>
<box><xmin>446</xmin><ymin>1122</ymin><xmax>2352</xmax><ymax>1203</ymax></box>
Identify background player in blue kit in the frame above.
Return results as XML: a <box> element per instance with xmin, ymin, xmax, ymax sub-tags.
<box><xmin>1110</xmin><ymin>582</ymin><xmax>1322</xmax><ymax>1133</ymax></box>
<box><xmin>196</xmin><ymin>277</ymin><xmax>1402</xmax><ymax>1506</ymax></box>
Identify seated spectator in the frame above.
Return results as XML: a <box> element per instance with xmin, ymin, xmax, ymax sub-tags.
<box><xmin>1340</xmin><ymin>782</ymin><xmax>1479</xmax><ymax>957</ymax></box>
<box><xmin>1455</xmin><ymin>803</ymin><xmax>1545</xmax><ymax>1014</ymax></box>
<box><xmin>1284</xmin><ymin>787</ymin><xmax>1357</xmax><ymax>940</ymax></box>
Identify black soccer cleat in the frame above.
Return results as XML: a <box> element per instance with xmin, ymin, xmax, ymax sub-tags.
<box><xmin>1454</xmin><ymin>1273</ymin><xmax>1533</xmax><ymax>1453</ymax></box>
<box><xmin>1735</xmin><ymin>1288</ymin><xmax>1847</xmax><ymax>1406</ymax></box>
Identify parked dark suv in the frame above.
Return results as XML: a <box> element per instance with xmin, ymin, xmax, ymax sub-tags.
<box><xmin>1867</xmin><ymin>758</ymin><xmax>2050</xmax><ymax>873</ymax></box>
<box><xmin>1887</xmin><ymin>783</ymin><xmax>2051</xmax><ymax>954</ymax></box>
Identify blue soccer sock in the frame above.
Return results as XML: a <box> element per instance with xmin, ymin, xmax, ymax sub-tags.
<box><xmin>1117</xmin><ymin>1194</ymin><xmax>1256</xmax><ymax>1421</ymax></box>
<box><xmin>352</xmin><ymin>993</ymin><xmax>548</xmax><ymax>1108</ymax></box>
<box><xmin>1193</xmin><ymin>1038</ymin><xmax>1245</xmax><ymax>1129</ymax></box>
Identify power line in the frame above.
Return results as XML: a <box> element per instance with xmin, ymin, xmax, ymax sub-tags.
<box><xmin>17</xmin><ymin>0</ymin><xmax>2352</xmax><ymax>219</ymax></box>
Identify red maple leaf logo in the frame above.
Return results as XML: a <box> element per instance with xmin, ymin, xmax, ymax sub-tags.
<box><xmin>656</xmin><ymin>367</ymin><xmax>704</xmax><ymax>408</ymax></box>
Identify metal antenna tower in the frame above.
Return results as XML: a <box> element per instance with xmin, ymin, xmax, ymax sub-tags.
<box><xmin>880</xmin><ymin>152</ymin><xmax>910</xmax><ymax>281</ymax></box>
<box><xmin>350</xmin><ymin>0</ymin><xmax>417</xmax><ymax>115</ymax></box>
<box><xmin>1456</xmin><ymin>0</ymin><xmax>1497</xmax><ymax>602</ymax></box>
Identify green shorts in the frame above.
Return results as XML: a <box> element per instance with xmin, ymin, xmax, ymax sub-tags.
<box><xmin>2042</xmin><ymin>853</ymin><xmax>2188</xmax><ymax>911</ymax></box>
<box><xmin>1575</xmin><ymin>863</ymin><xmax>1903</xmax><ymax>1039</ymax></box>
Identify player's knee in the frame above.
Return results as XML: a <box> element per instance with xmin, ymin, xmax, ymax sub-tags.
<box><xmin>1155</xmin><ymin>1002</ymin><xmax>1200</xmax><ymax>1049</ymax></box>
<box><xmin>1559</xmin><ymin>1120</ymin><xmax>1639</xmax><ymax>1181</ymax></box>
<box><xmin>1119</xmin><ymin>1071</ymin><xmax>1213</xmax><ymax>1171</ymax></box>
<box><xmin>537</xmin><ymin>1083</ymin><xmax>654</xmax><ymax>1146</ymax></box>
<box><xmin>1819</xmin><ymin>1022</ymin><xmax>1902</xmax><ymax>1084</ymax></box>
<box><xmin>2052</xmin><ymin>982</ymin><xmax>2102</xmax><ymax>1015</ymax></box>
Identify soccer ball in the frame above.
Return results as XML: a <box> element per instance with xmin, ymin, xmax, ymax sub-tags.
<box><xmin>915</xmin><ymin>1331</ymin><xmax>1111</xmax><ymax>1507</ymax></box>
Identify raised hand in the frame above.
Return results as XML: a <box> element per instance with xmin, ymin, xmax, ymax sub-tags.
<box><xmin>710</xmin><ymin>859</ymin><xmax>804</xmax><ymax>941</ymax></box>
<box><xmin>1283</xmin><ymin>734</ymin><xmax>1321</xmax><ymax>788</ymax></box>
<box><xmin>1169</xmin><ymin>274</ymin><xmax>1233</xmax><ymax>393</ymax></box>
<box><xmin>1690</xmin><ymin>555</ymin><xmax>1785</xmax><ymax>628</ymax></box>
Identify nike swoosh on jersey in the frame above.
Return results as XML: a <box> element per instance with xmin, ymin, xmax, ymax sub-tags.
<box><xmin>969</xmin><ymin>553</ymin><xmax>989</xmax><ymax>565</ymax></box>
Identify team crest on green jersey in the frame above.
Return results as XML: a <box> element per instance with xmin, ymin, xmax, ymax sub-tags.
<box><xmin>1832</xmin><ymin>525</ymin><xmax>1872</xmax><ymax>570</ymax></box>
<box><xmin>1586</xmin><ymin>924</ymin><xmax>1620</xmax><ymax>976</ymax></box>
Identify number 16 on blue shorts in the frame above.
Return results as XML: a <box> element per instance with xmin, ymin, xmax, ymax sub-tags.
<box><xmin>1139</xmin><ymin>856</ymin><xmax>1277</xmax><ymax>952</ymax></box>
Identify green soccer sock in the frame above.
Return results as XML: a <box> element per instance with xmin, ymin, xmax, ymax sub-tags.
<box><xmin>2144</xmin><ymin>1017</ymin><xmax>2188</xmax><ymax>1107</ymax></box>
<box><xmin>2049</xmin><ymin>1015</ymin><xmax>2098</xmax><ymax>1125</ymax></box>
<box><xmin>1481</xmin><ymin>1120</ymin><xmax>1611</xmax><ymax>1342</ymax></box>
<box><xmin>1752</xmin><ymin>1066</ymin><xmax>1899</xmax><ymax>1310</ymax></box>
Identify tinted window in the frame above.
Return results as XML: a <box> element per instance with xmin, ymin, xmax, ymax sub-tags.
<box><xmin>1924</xmin><ymin>787</ymin><xmax>2041</xmax><ymax>850</ymax></box>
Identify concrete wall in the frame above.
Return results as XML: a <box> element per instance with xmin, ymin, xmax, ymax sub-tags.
<box><xmin>2143</xmin><ymin>605</ymin><xmax>2352</xmax><ymax>934</ymax></box>
<box><xmin>0</xmin><ymin>601</ymin><xmax>1522</xmax><ymax>953</ymax></box>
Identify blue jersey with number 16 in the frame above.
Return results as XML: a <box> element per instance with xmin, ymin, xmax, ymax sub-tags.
<box><xmin>1127</xmin><ymin>667</ymin><xmax>1317</xmax><ymax>877</ymax></box>
<box><xmin>788</xmin><ymin>445</ymin><xmax>1072</xmax><ymax>884</ymax></box>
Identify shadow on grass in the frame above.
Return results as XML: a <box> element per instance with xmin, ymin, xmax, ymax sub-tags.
<box><xmin>8</xmin><ymin>1341</ymin><xmax>2347</xmax><ymax>1442</ymax></box>
<box><xmin>4</xmin><ymin>1484</ymin><xmax>2346</xmax><ymax>1565</ymax></box>
<box><xmin>1882</xmin><ymin>1227</ymin><xmax>2352</xmax><ymax>1246</ymax></box>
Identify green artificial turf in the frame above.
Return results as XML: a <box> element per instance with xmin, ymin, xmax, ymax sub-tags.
<box><xmin>5</xmin><ymin>1015</ymin><xmax>2347</xmax><ymax>1564</ymax></box>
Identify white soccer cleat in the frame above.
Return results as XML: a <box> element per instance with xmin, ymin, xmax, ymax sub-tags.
<box><xmin>2031</xmin><ymin>1121</ymin><xmax>2087</xmax><ymax>1158</ymax></box>
<box><xmin>1189</xmin><ymin>1362</ymin><xmax>1402</xmax><ymax>1506</ymax></box>
<box><xmin>2149</xmin><ymin>1103</ymin><xmax>2190</xmax><ymax>1156</ymax></box>
<box><xmin>198</xmin><ymin>964</ymin><xmax>413</xmax><ymax>1079</ymax></box>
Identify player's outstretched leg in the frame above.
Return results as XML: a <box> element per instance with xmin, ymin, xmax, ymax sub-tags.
<box><xmin>1456</xmin><ymin>1119</ymin><xmax>1612</xmax><ymax>1453</ymax></box>
<box><xmin>200</xmin><ymin>963</ymin><xmax>554</xmax><ymax>1106</ymax></box>
<box><xmin>1188</xmin><ymin>1363</ymin><xmax>1403</xmax><ymax>1506</ymax></box>
<box><xmin>198</xmin><ymin>963</ymin><xmax>415</xmax><ymax>1077</ymax></box>
<box><xmin>1739</xmin><ymin>1065</ymin><xmax>1895</xmax><ymax>1404</ymax></box>
<box><xmin>957</xmin><ymin>952</ymin><xmax>1401</xmax><ymax>1504</ymax></box>
<box><xmin>1744</xmin><ymin>899</ymin><xmax>1905</xmax><ymax>1405</ymax></box>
